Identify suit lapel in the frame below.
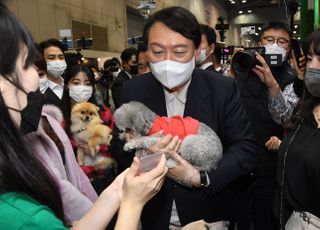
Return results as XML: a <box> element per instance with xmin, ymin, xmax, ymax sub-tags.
<box><xmin>141</xmin><ymin>76</ymin><xmax>167</xmax><ymax>116</ymax></box>
<box><xmin>184</xmin><ymin>69</ymin><xmax>212</xmax><ymax>123</ymax></box>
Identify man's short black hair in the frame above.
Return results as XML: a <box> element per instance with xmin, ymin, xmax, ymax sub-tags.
<box><xmin>39</xmin><ymin>38</ymin><xmax>65</xmax><ymax>54</ymax></box>
<box><xmin>137</xmin><ymin>42</ymin><xmax>147</xmax><ymax>55</ymax></box>
<box><xmin>104</xmin><ymin>58</ymin><xmax>120</xmax><ymax>69</ymax></box>
<box><xmin>260</xmin><ymin>21</ymin><xmax>292</xmax><ymax>39</ymax></box>
<box><xmin>143</xmin><ymin>6</ymin><xmax>201</xmax><ymax>49</ymax></box>
<box><xmin>120</xmin><ymin>47</ymin><xmax>138</xmax><ymax>62</ymax></box>
<box><xmin>200</xmin><ymin>24</ymin><xmax>217</xmax><ymax>46</ymax></box>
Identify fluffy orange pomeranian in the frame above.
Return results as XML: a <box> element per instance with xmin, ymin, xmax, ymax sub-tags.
<box><xmin>70</xmin><ymin>102</ymin><xmax>112</xmax><ymax>166</ymax></box>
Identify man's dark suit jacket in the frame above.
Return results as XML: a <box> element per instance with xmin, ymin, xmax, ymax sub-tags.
<box><xmin>44</xmin><ymin>87</ymin><xmax>69</xmax><ymax>115</ymax></box>
<box><xmin>111</xmin><ymin>70</ymin><xmax>131</xmax><ymax>109</ymax></box>
<box><xmin>112</xmin><ymin>68</ymin><xmax>258</xmax><ymax>229</ymax></box>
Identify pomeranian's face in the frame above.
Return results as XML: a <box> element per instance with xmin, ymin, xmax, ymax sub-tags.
<box><xmin>71</xmin><ymin>102</ymin><xmax>101</xmax><ymax>124</ymax></box>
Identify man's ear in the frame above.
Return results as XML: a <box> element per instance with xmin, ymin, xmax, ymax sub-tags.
<box><xmin>122</xmin><ymin>61</ymin><xmax>128</xmax><ymax>71</ymax></box>
<box><xmin>208</xmin><ymin>44</ymin><xmax>215</xmax><ymax>55</ymax></box>
<box><xmin>195</xmin><ymin>48</ymin><xmax>201</xmax><ymax>60</ymax></box>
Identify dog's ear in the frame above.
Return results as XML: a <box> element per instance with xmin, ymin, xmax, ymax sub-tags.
<box><xmin>96</xmin><ymin>106</ymin><xmax>100</xmax><ymax>112</ymax></box>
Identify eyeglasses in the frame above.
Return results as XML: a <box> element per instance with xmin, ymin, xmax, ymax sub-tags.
<box><xmin>262</xmin><ymin>36</ymin><xmax>289</xmax><ymax>47</ymax></box>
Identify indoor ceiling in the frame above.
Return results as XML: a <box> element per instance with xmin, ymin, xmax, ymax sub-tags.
<box><xmin>215</xmin><ymin>0</ymin><xmax>285</xmax><ymax>11</ymax></box>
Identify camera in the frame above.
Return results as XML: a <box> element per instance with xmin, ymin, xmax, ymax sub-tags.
<box><xmin>98</xmin><ymin>59</ymin><xmax>119</xmax><ymax>87</ymax></box>
<box><xmin>220</xmin><ymin>46</ymin><xmax>235</xmax><ymax>64</ymax></box>
<box><xmin>232</xmin><ymin>47</ymin><xmax>282</xmax><ymax>73</ymax></box>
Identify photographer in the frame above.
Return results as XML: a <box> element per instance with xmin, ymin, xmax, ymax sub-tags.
<box><xmin>96</xmin><ymin>58</ymin><xmax>121</xmax><ymax>107</ymax></box>
<box><xmin>230</xmin><ymin>21</ymin><xmax>298</xmax><ymax>230</ymax></box>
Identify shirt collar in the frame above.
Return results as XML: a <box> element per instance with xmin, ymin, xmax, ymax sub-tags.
<box><xmin>125</xmin><ymin>71</ymin><xmax>132</xmax><ymax>79</ymax></box>
<box><xmin>47</xmin><ymin>78</ymin><xmax>64</xmax><ymax>89</ymax></box>
<box><xmin>164</xmin><ymin>79</ymin><xmax>191</xmax><ymax>105</ymax></box>
<box><xmin>200</xmin><ymin>62</ymin><xmax>213</xmax><ymax>70</ymax></box>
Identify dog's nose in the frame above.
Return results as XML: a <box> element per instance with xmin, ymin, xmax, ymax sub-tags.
<box><xmin>85</xmin><ymin>116</ymin><xmax>90</xmax><ymax>121</ymax></box>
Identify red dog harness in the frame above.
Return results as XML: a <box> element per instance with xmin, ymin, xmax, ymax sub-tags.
<box><xmin>147</xmin><ymin>115</ymin><xmax>200</xmax><ymax>140</ymax></box>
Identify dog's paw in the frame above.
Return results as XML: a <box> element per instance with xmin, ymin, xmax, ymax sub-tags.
<box><xmin>166</xmin><ymin>158</ymin><xmax>177</xmax><ymax>169</ymax></box>
<box><xmin>123</xmin><ymin>141</ymin><xmax>137</xmax><ymax>151</ymax></box>
<box><xmin>89</xmin><ymin>146</ymin><xmax>97</xmax><ymax>157</ymax></box>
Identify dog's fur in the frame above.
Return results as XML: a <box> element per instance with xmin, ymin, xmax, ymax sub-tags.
<box><xmin>114</xmin><ymin>101</ymin><xmax>223</xmax><ymax>171</ymax></box>
<box><xmin>70</xmin><ymin>102</ymin><xmax>113</xmax><ymax>167</ymax></box>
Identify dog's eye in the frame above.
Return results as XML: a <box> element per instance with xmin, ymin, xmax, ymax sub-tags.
<box><xmin>125</xmin><ymin>128</ymin><xmax>132</xmax><ymax>132</ymax></box>
<box><xmin>81</xmin><ymin>111</ymin><xmax>85</xmax><ymax>114</ymax></box>
<box><xmin>89</xmin><ymin>112</ymin><xmax>93</xmax><ymax>116</ymax></box>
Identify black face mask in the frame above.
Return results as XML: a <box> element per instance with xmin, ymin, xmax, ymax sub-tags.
<box><xmin>8</xmin><ymin>89</ymin><xmax>46</xmax><ymax>134</ymax></box>
<box><xmin>129</xmin><ymin>64</ymin><xmax>139</xmax><ymax>75</ymax></box>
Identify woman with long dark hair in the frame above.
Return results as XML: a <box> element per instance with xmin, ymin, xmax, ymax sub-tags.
<box><xmin>63</xmin><ymin>64</ymin><xmax>115</xmax><ymax>192</ymax></box>
<box><xmin>276</xmin><ymin>31</ymin><xmax>320</xmax><ymax>229</ymax></box>
<box><xmin>0</xmin><ymin>3</ymin><xmax>168</xmax><ymax>229</ymax></box>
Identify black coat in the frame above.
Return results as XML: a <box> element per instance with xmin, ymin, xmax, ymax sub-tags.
<box><xmin>111</xmin><ymin>70</ymin><xmax>131</xmax><ymax>109</ymax></box>
<box><xmin>111</xmin><ymin>68</ymin><xmax>258</xmax><ymax>229</ymax></box>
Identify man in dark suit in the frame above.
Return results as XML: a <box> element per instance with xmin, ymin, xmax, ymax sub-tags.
<box><xmin>39</xmin><ymin>39</ymin><xmax>69</xmax><ymax>119</ymax></box>
<box><xmin>111</xmin><ymin>6</ymin><xmax>258</xmax><ymax>229</ymax></box>
<box><xmin>196</xmin><ymin>24</ymin><xmax>223</xmax><ymax>74</ymax></box>
<box><xmin>111</xmin><ymin>47</ymin><xmax>138</xmax><ymax>109</ymax></box>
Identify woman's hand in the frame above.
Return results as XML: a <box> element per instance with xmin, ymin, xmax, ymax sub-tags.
<box><xmin>115</xmin><ymin>154</ymin><xmax>168</xmax><ymax>230</ymax></box>
<box><xmin>121</xmin><ymin>154</ymin><xmax>168</xmax><ymax>208</ymax></box>
<box><xmin>290</xmin><ymin>50</ymin><xmax>305</xmax><ymax>80</ymax></box>
<box><xmin>77</xmin><ymin>143</ymin><xmax>99</xmax><ymax>155</ymax></box>
<box><xmin>265</xmin><ymin>136</ymin><xmax>282</xmax><ymax>151</ymax></box>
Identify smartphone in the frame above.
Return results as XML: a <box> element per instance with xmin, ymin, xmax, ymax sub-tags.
<box><xmin>138</xmin><ymin>152</ymin><xmax>163</xmax><ymax>173</ymax></box>
<box><xmin>291</xmin><ymin>39</ymin><xmax>303</xmax><ymax>65</ymax></box>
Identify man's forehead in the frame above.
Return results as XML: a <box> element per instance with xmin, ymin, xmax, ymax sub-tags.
<box><xmin>45</xmin><ymin>46</ymin><xmax>63</xmax><ymax>54</ymax></box>
<box><xmin>148</xmin><ymin>22</ymin><xmax>193</xmax><ymax>44</ymax></box>
<box><xmin>262</xmin><ymin>29</ymin><xmax>290</xmax><ymax>38</ymax></box>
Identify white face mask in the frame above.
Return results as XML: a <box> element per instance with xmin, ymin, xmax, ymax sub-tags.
<box><xmin>112</xmin><ymin>69</ymin><xmax>121</xmax><ymax>78</ymax></box>
<box><xmin>264</xmin><ymin>43</ymin><xmax>288</xmax><ymax>62</ymax></box>
<box><xmin>69</xmin><ymin>85</ymin><xmax>93</xmax><ymax>103</ymax></box>
<box><xmin>39</xmin><ymin>77</ymin><xmax>49</xmax><ymax>94</ymax></box>
<box><xmin>196</xmin><ymin>49</ymin><xmax>211</xmax><ymax>65</ymax></box>
<box><xmin>47</xmin><ymin>60</ymin><xmax>67</xmax><ymax>78</ymax></box>
<box><xmin>150</xmin><ymin>57</ymin><xmax>195</xmax><ymax>90</ymax></box>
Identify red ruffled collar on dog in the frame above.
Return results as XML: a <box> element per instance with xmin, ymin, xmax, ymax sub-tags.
<box><xmin>148</xmin><ymin>115</ymin><xmax>200</xmax><ymax>140</ymax></box>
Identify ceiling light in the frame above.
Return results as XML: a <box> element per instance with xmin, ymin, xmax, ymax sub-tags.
<box><xmin>258</xmin><ymin>27</ymin><xmax>262</xmax><ymax>30</ymax></box>
<box><xmin>239</xmin><ymin>10</ymin><xmax>243</xmax><ymax>14</ymax></box>
<box><xmin>248</xmin><ymin>10</ymin><xmax>252</xmax><ymax>13</ymax></box>
<box><xmin>242</xmin><ymin>0</ymin><xmax>246</xmax><ymax>3</ymax></box>
<box><xmin>294</xmin><ymin>25</ymin><xmax>298</xmax><ymax>28</ymax></box>
<box><xmin>231</xmin><ymin>1</ymin><xmax>236</xmax><ymax>4</ymax></box>
<box><xmin>293</xmin><ymin>31</ymin><xmax>297</xmax><ymax>34</ymax></box>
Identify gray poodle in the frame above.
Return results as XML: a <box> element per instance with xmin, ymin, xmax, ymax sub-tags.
<box><xmin>114</xmin><ymin>101</ymin><xmax>223</xmax><ymax>171</ymax></box>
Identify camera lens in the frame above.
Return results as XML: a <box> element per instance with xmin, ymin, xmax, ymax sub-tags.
<box><xmin>232</xmin><ymin>51</ymin><xmax>256</xmax><ymax>73</ymax></box>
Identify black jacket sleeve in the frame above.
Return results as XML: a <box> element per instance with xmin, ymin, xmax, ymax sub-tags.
<box><xmin>209</xmin><ymin>80</ymin><xmax>259</xmax><ymax>193</ymax></box>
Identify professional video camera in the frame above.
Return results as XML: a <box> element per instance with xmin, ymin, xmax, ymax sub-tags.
<box><xmin>98</xmin><ymin>59</ymin><xmax>119</xmax><ymax>87</ymax></box>
<box><xmin>232</xmin><ymin>46</ymin><xmax>282</xmax><ymax>73</ymax></box>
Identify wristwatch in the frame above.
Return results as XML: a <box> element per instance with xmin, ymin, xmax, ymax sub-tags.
<box><xmin>199</xmin><ymin>171</ymin><xmax>211</xmax><ymax>188</ymax></box>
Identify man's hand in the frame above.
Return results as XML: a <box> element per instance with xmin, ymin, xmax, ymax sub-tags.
<box><xmin>252</xmin><ymin>52</ymin><xmax>281</xmax><ymax>98</ymax></box>
<box><xmin>166</xmin><ymin>151</ymin><xmax>200</xmax><ymax>188</ymax></box>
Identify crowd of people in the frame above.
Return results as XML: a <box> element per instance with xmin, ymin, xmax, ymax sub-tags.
<box><xmin>0</xmin><ymin>2</ymin><xmax>319</xmax><ymax>230</ymax></box>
